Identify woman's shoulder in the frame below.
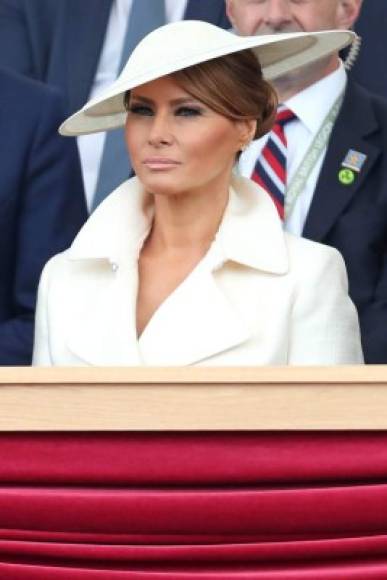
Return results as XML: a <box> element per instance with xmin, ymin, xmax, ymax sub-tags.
<box><xmin>284</xmin><ymin>231</ymin><xmax>347</xmax><ymax>286</ymax></box>
<box><xmin>285</xmin><ymin>231</ymin><xmax>343</xmax><ymax>262</ymax></box>
<box><xmin>39</xmin><ymin>249</ymin><xmax>73</xmax><ymax>283</ymax></box>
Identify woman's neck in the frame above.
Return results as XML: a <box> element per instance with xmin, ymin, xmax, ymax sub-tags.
<box><xmin>144</xmin><ymin>179</ymin><xmax>230</xmax><ymax>256</ymax></box>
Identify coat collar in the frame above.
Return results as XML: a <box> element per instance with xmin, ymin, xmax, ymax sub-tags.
<box><xmin>68</xmin><ymin>174</ymin><xmax>288</xmax><ymax>275</ymax></box>
<box><xmin>66</xmin><ymin>175</ymin><xmax>288</xmax><ymax>366</ymax></box>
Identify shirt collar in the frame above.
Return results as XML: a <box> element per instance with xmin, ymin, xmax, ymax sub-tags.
<box><xmin>286</xmin><ymin>60</ymin><xmax>347</xmax><ymax>134</ymax></box>
<box><xmin>69</xmin><ymin>175</ymin><xmax>289</xmax><ymax>275</ymax></box>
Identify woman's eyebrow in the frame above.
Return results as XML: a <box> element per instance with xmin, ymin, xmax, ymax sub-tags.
<box><xmin>130</xmin><ymin>95</ymin><xmax>200</xmax><ymax>106</ymax></box>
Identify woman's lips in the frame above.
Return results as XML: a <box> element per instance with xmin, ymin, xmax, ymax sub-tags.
<box><xmin>142</xmin><ymin>158</ymin><xmax>181</xmax><ymax>170</ymax></box>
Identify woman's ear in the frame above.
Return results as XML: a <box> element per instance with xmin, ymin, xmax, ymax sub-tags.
<box><xmin>237</xmin><ymin>119</ymin><xmax>257</xmax><ymax>150</ymax></box>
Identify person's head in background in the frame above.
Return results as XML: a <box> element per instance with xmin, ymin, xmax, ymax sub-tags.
<box><xmin>226</xmin><ymin>0</ymin><xmax>363</xmax><ymax>99</ymax></box>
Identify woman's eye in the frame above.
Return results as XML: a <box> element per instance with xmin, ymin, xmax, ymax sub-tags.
<box><xmin>175</xmin><ymin>106</ymin><xmax>202</xmax><ymax>117</ymax></box>
<box><xmin>128</xmin><ymin>105</ymin><xmax>154</xmax><ymax>116</ymax></box>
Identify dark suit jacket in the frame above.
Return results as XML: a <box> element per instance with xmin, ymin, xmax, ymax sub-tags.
<box><xmin>0</xmin><ymin>0</ymin><xmax>230</xmax><ymax>114</ymax></box>
<box><xmin>0</xmin><ymin>68</ymin><xmax>87</xmax><ymax>364</ymax></box>
<box><xmin>351</xmin><ymin>3</ymin><xmax>387</xmax><ymax>99</ymax></box>
<box><xmin>303</xmin><ymin>80</ymin><xmax>387</xmax><ymax>363</ymax></box>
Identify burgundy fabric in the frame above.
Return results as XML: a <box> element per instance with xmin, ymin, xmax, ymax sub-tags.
<box><xmin>0</xmin><ymin>432</ymin><xmax>387</xmax><ymax>578</ymax></box>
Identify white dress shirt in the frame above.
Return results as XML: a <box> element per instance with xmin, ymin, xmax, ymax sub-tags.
<box><xmin>78</xmin><ymin>0</ymin><xmax>188</xmax><ymax>210</ymax></box>
<box><xmin>238</xmin><ymin>62</ymin><xmax>347</xmax><ymax>236</ymax></box>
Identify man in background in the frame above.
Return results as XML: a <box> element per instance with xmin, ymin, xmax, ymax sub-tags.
<box><xmin>0</xmin><ymin>0</ymin><xmax>230</xmax><ymax>210</ymax></box>
<box><xmin>0</xmin><ymin>68</ymin><xmax>87</xmax><ymax>364</ymax></box>
<box><xmin>227</xmin><ymin>0</ymin><xmax>387</xmax><ymax>363</ymax></box>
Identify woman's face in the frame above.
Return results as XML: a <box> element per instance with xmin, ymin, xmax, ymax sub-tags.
<box><xmin>125</xmin><ymin>75</ymin><xmax>252</xmax><ymax>197</ymax></box>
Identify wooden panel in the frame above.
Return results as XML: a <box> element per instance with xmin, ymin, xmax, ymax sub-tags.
<box><xmin>0</xmin><ymin>366</ymin><xmax>386</xmax><ymax>431</ymax></box>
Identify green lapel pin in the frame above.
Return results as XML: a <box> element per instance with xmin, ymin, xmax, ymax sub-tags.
<box><xmin>338</xmin><ymin>168</ymin><xmax>355</xmax><ymax>186</ymax></box>
<box><xmin>338</xmin><ymin>149</ymin><xmax>367</xmax><ymax>186</ymax></box>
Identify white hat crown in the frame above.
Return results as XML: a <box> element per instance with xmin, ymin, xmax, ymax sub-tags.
<box><xmin>123</xmin><ymin>21</ymin><xmax>241</xmax><ymax>79</ymax></box>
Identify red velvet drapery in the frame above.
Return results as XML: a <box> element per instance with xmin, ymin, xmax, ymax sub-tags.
<box><xmin>0</xmin><ymin>432</ymin><xmax>387</xmax><ymax>578</ymax></box>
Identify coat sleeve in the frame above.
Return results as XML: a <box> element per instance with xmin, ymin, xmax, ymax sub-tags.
<box><xmin>0</xmin><ymin>86</ymin><xmax>87</xmax><ymax>365</ymax></box>
<box><xmin>32</xmin><ymin>258</ymin><xmax>53</xmax><ymax>366</ymax></box>
<box><xmin>288</xmin><ymin>245</ymin><xmax>364</xmax><ymax>365</ymax></box>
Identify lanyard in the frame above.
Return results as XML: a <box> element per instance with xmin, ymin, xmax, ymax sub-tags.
<box><xmin>285</xmin><ymin>91</ymin><xmax>345</xmax><ymax>219</ymax></box>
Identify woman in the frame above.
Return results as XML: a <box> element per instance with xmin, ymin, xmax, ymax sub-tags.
<box><xmin>32</xmin><ymin>21</ymin><xmax>363</xmax><ymax>365</ymax></box>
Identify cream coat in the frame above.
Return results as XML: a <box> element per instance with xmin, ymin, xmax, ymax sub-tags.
<box><xmin>32</xmin><ymin>175</ymin><xmax>363</xmax><ymax>366</ymax></box>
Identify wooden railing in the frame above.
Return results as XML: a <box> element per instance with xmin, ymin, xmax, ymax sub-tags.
<box><xmin>0</xmin><ymin>366</ymin><xmax>386</xmax><ymax>431</ymax></box>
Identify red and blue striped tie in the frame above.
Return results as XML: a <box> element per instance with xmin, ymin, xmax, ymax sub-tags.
<box><xmin>251</xmin><ymin>106</ymin><xmax>296</xmax><ymax>220</ymax></box>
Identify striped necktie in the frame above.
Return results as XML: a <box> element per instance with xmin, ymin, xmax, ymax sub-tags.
<box><xmin>92</xmin><ymin>0</ymin><xmax>166</xmax><ymax>211</ymax></box>
<box><xmin>251</xmin><ymin>106</ymin><xmax>296</xmax><ymax>220</ymax></box>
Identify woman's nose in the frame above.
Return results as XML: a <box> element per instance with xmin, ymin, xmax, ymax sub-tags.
<box><xmin>148</xmin><ymin>112</ymin><xmax>173</xmax><ymax>147</ymax></box>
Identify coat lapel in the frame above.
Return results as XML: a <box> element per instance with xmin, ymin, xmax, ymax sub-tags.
<box><xmin>303</xmin><ymin>81</ymin><xmax>380</xmax><ymax>242</ymax></box>
<box><xmin>139</xmin><ymin>176</ymin><xmax>288</xmax><ymax>366</ymax></box>
<box><xmin>65</xmin><ymin>179</ymin><xmax>150</xmax><ymax>366</ymax></box>
<box><xmin>66</xmin><ymin>262</ymin><xmax>143</xmax><ymax>366</ymax></box>
<box><xmin>64</xmin><ymin>177</ymin><xmax>287</xmax><ymax>366</ymax></box>
<box><xmin>65</xmin><ymin>0</ymin><xmax>113</xmax><ymax>113</ymax></box>
<box><xmin>138</xmin><ymin>254</ymin><xmax>251</xmax><ymax>366</ymax></box>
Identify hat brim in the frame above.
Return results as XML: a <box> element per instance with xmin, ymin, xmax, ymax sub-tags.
<box><xmin>60</xmin><ymin>23</ymin><xmax>354</xmax><ymax>136</ymax></box>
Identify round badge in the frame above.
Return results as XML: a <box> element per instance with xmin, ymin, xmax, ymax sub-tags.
<box><xmin>338</xmin><ymin>168</ymin><xmax>355</xmax><ymax>185</ymax></box>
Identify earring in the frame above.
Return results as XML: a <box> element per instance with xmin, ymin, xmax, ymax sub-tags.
<box><xmin>240</xmin><ymin>141</ymin><xmax>250</xmax><ymax>153</ymax></box>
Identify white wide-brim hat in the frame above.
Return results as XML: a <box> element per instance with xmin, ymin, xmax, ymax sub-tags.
<box><xmin>60</xmin><ymin>20</ymin><xmax>354</xmax><ymax>136</ymax></box>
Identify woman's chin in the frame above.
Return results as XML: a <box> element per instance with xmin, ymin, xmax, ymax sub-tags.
<box><xmin>139</xmin><ymin>175</ymin><xmax>186</xmax><ymax>197</ymax></box>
